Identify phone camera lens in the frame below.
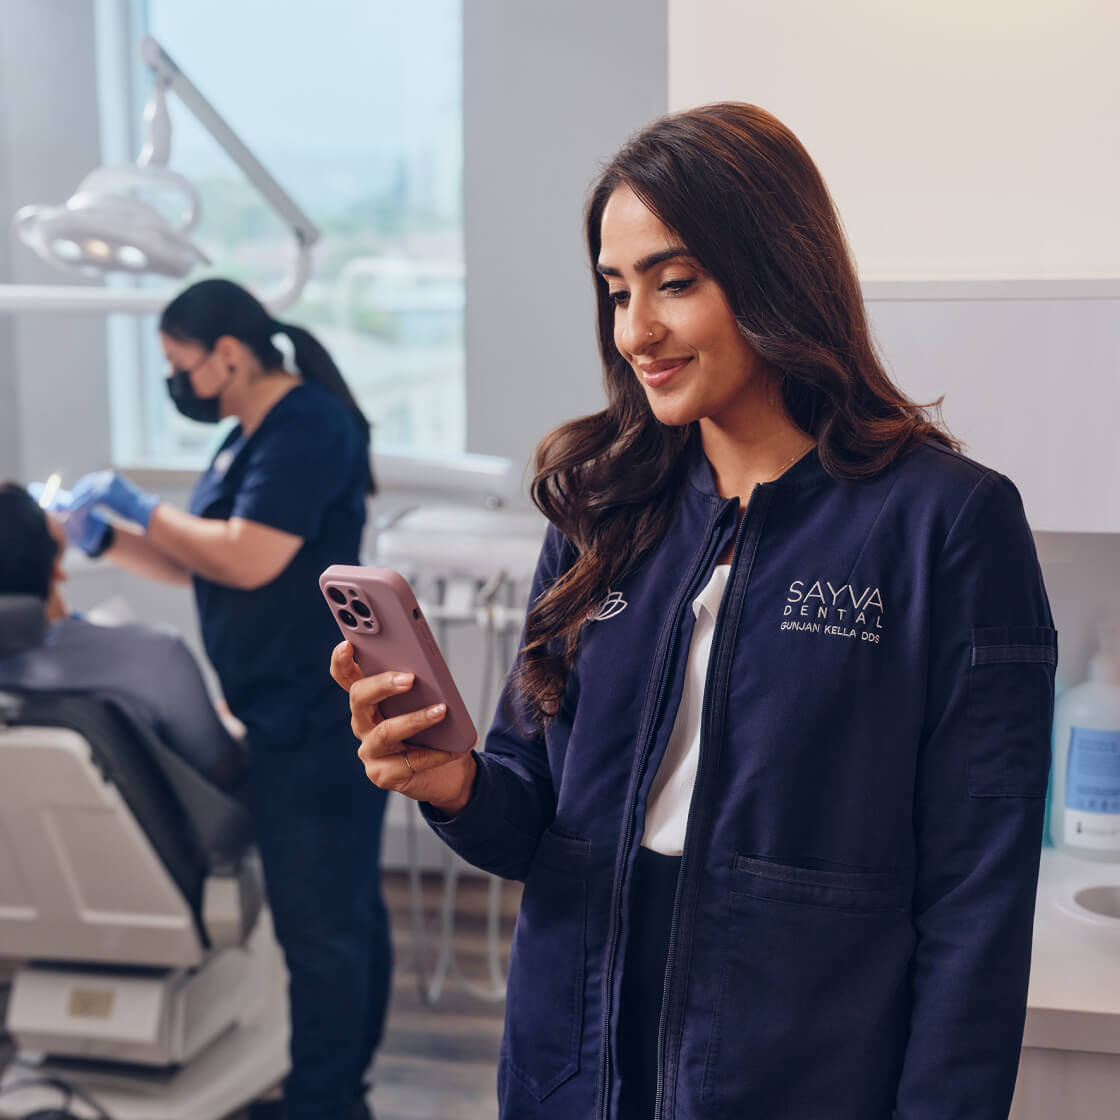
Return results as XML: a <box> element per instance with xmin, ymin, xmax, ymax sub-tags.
<box><xmin>363</xmin><ymin>621</ymin><xmax>374</xmax><ymax>629</ymax></box>
<box><xmin>328</xmin><ymin>587</ymin><xmax>347</xmax><ymax>605</ymax></box>
<box><xmin>338</xmin><ymin>608</ymin><xmax>358</xmax><ymax>628</ymax></box>
<box><xmin>350</xmin><ymin>599</ymin><xmax>371</xmax><ymax>618</ymax></box>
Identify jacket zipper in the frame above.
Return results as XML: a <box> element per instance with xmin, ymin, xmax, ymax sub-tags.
<box><xmin>653</xmin><ymin>483</ymin><xmax>764</xmax><ymax>1120</ymax></box>
<box><xmin>596</xmin><ymin>498</ymin><xmax>731</xmax><ymax>1120</ymax></box>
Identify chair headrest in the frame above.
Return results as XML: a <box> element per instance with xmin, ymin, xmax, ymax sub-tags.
<box><xmin>0</xmin><ymin>595</ymin><xmax>48</xmax><ymax>657</ymax></box>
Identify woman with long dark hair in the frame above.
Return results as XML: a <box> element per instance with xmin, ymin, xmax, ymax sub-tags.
<box><xmin>64</xmin><ymin>278</ymin><xmax>387</xmax><ymax>1120</ymax></box>
<box><xmin>333</xmin><ymin>105</ymin><xmax>1055</xmax><ymax>1119</ymax></box>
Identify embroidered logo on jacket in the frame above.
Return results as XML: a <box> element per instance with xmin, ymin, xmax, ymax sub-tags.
<box><xmin>588</xmin><ymin>590</ymin><xmax>628</xmax><ymax>622</ymax></box>
<box><xmin>780</xmin><ymin>579</ymin><xmax>884</xmax><ymax>644</ymax></box>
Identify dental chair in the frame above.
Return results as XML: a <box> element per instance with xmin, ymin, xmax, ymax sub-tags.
<box><xmin>0</xmin><ymin>596</ymin><xmax>287</xmax><ymax>1120</ymax></box>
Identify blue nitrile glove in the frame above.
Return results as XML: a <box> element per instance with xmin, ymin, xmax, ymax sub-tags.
<box><xmin>68</xmin><ymin>470</ymin><xmax>161</xmax><ymax>531</ymax></box>
<box><xmin>64</xmin><ymin>504</ymin><xmax>114</xmax><ymax>557</ymax></box>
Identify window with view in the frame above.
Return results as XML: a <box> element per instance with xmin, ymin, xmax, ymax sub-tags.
<box><xmin>100</xmin><ymin>0</ymin><xmax>464</xmax><ymax>468</ymax></box>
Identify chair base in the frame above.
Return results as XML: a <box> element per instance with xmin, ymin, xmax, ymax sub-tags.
<box><xmin>1</xmin><ymin>912</ymin><xmax>289</xmax><ymax>1120</ymax></box>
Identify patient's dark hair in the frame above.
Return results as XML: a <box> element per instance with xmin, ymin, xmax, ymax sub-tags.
<box><xmin>160</xmin><ymin>277</ymin><xmax>376</xmax><ymax>493</ymax></box>
<box><xmin>0</xmin><ymin>482</ymin><xmax>59</xmax><ymax>600</ymax></box>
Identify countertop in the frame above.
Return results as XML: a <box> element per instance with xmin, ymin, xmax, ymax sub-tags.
<box><xmin>1023</xmin><ymin>848</ymin><xmax>1120</xmax><ymax>1054</ymax></box>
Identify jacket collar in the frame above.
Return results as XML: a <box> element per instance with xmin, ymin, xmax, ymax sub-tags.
<box><xmin>686</xmin><ymin>438</ymin><xmax>827</xmax><ymax>499</ymax></box>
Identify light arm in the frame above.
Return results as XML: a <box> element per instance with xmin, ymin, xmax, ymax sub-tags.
<box><xmin>104</xmin><ymin>523</ymin><xmax>192</xmax><ymax>585</ymax></box>
<box><xmin>146</xmin><ymin>504</ymin><xmax>303</xmax><ymax>591</ymax></box>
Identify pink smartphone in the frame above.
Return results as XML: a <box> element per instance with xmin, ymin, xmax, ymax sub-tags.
<box><xmin>320</xmin><ymin>564</ymin><xmax>477</xmax><ymax>753</ymax></box>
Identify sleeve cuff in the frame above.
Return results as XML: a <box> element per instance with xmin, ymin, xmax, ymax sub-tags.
<box><xmin>418</xmin><ymin>751</ymin><xmax>542</xmax><ymax>853</ymax></box>
<box><xmin>87</xmin><ymin>522</ymin><xmax>116</xmax><ymax>559</ymax></box>
<box><xmin>419</xmin><ymin>750</ymin><xmax>490</xmax><ymax>832</ymax></box>
<box><xmin>136</xmin><ymin>492</ymin><xmax>161</xmax><ymax>531</ymax></box>
<box><xmin>417</xmin><ymin>751</ymin><xmax>553</xmax><ymax>881</ymax></box>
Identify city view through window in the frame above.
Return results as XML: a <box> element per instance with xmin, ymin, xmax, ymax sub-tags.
<box><xmin>108</xmin><ymin>0</ymin><xmax>463</xmax><ymax>467</ymax></box>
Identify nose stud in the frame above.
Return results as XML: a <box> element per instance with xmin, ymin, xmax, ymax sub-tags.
<box><xmin>648</xmin><ymin>329</ymin><xmax>654</xmax><ymax>338</ymax></box>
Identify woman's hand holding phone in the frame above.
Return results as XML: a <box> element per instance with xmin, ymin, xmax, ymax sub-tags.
<box><xmin>330</xmin><ymin>640</ymin><xmax>478</xmax><ymax>816</ymax></box>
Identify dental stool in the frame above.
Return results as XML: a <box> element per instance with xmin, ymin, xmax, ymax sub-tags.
<box><xmin>0</xmin><ymin>598</ymin><xmax>287</xmax><ymax>1120</ymax></box>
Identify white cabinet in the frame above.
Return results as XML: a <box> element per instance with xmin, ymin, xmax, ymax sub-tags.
<box><xmin>865</xmin><ymin>282</ymin><xmax>1120</xmax><ymax>534</ymax></box>
<box><xmin>1010</xmin><ymin>849</ymin><xmax>1120</xmax><ymax>1119</ymax></box>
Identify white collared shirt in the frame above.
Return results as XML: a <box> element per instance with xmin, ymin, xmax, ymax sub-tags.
<box><xmin>642</xmin><ymin>564</ymin><xmax>731</xmax><ymax>856</ymax></box>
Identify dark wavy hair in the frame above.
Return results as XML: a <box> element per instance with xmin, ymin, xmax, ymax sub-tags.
<box><xmin>516</xmin><ymin>102</ymin><xmax>957</xmax><ymax>725</ymax></box>
<box><xmin>160</xmin><ymin>278</ymin><xmax>376</xmax><ymax>493</ymax></box>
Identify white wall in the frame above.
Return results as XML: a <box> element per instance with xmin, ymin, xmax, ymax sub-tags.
<box><xmin>668</xmin><ymin>0</ymin><xmax>1120</xmax><ymax>279</ymax></box>
<box><xmin>0</xmin><ymin>19</ymin><xmax>19</xmax><ymax>480</ymax></box>
<box><xmin>865</xmin><ymin>289</ymin><xmax>1120</xmax><ymax>534</ymax></box>
<box><xmin>464</xmin><ymin>0</ymin><xmax>668</xmax><ymax>477</ymax></box>
<box><xmin>0</xmin><ymin>0</ymin><xmax>114</xmax><ymax>484</ymax></box>
<box><xmin>1036</xmin><ymin>533</ymin><xmax>1120</xmax><ymax>691</ymax></box>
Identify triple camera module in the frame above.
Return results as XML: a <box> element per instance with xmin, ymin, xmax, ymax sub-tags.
<box><xmin>327</xmin><ymin>585</ymin><xmax>380</xmax><ymax>633</ymax></box>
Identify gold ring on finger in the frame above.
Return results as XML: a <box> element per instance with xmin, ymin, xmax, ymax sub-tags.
<box><xmin>403</xmin><ymin>751</ymin><xmax>415</xmax><ymax>776</ymax></box>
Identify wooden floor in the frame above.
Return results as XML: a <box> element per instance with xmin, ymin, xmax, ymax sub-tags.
<box><xmin>367</xmin><ymin>870</ymin><xmax>520</xmax><ymax>1120</ymax></box>
<box><xmin>0</xmin><ymin>869</ymin><xmax>521</xmax><ymax>1120</ymax></box>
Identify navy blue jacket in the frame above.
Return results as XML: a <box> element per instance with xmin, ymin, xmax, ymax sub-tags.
<box><xmin>425</xmin><ymin>441</ymin><xmax>1056</xmax><ymax>1119</ymax></box>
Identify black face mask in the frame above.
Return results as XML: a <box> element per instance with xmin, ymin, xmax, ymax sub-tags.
<box><xmin>166</xmin><ymin>367</ymin><xmax>221</xmax><ymax>424</ymax></box>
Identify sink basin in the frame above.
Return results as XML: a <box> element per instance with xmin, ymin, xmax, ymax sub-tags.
<box><xmin>1072</xmin><ymin>885</ymin><xmax>1120</xmax><ymax>922</ymax></box>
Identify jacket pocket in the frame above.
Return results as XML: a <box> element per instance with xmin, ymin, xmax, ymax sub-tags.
<box><xmin>729</xmin><ymin>855</ymin><xmax>911</xmax><ymax>912</ymax></box>
<box><xmin>503</xmin><ymin>828</ymin><xmax>590</xmax><ymax>1101</ymax></box>
<box><xmin>701</xmin><ymin>857</ymin><xmax>913</xmax><ymax>1116</ymax></box>
<box><xmin>967</xmin><ymin>625</ymin><xmax>1056</xmax><ymax>798</ymax></box>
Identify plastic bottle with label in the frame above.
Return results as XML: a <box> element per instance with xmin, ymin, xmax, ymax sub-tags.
<box><xmin>1050</xmin><ymin>625</ymin><xmax>1120</xmax><ymax>860</ymax></box>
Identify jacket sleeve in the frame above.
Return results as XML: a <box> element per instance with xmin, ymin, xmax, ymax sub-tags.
<box><xmin>896</xmin><ymin>471</ymin><xmax>1056</xmax><ymax>1119</ymax></box>
<box><xmin>420</xmin><ymin>522</ymin><xmax>575</xmax><ymax>881</ymax></box>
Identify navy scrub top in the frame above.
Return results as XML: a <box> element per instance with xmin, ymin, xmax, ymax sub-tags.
<box><xmin>188</xmin><ymin>381</ymin><xmax>368</xmax><ymax>750</ymax></box>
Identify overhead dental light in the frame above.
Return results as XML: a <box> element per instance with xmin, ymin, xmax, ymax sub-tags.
<box><xmin>15</xmin><ymin>167</ymin><xmax>210</xmax><ymax>280</ymax></box>
<box><xmin>15</xmin><ymin>74</ymin><xmax>208</xmax><ymax>279</ymax></box>
<box><xmin>0</xmin><ymin>36</ymin><xmax>318</xmax><ymax>313</ymax></box>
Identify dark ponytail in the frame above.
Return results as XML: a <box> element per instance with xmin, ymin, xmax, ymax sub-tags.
<box><xmin>160</xmin><ymin>278</ymin><xmax>376</xmax><ymax>494</ymax></box>
<box><xmin>271</xmin><ymin>320</ymin><xmax>375</xmax><ymax>493</ymax></box>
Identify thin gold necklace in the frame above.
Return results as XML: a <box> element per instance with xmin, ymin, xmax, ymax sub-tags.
<box><xmin>767</xmin><ymin>439</ymin><xmax>816</xmax><ymax>482</ymax></box>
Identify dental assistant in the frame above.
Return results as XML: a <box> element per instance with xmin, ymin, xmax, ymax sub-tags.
<box><xmin>65</xmin><ymin>278</ymin><xmax>388</xmax><ymax>1120</ymax></box>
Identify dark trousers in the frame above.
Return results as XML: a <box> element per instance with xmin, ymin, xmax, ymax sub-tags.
<box><xmin>247</xmin><ymin>721</ymin><xmax>392</xmax><ymax>1120</ymax></box>
<box><xmin>617</xmin><ymin>846</ymin><xmax>682</xmax><ymax>1120</ymax></box>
